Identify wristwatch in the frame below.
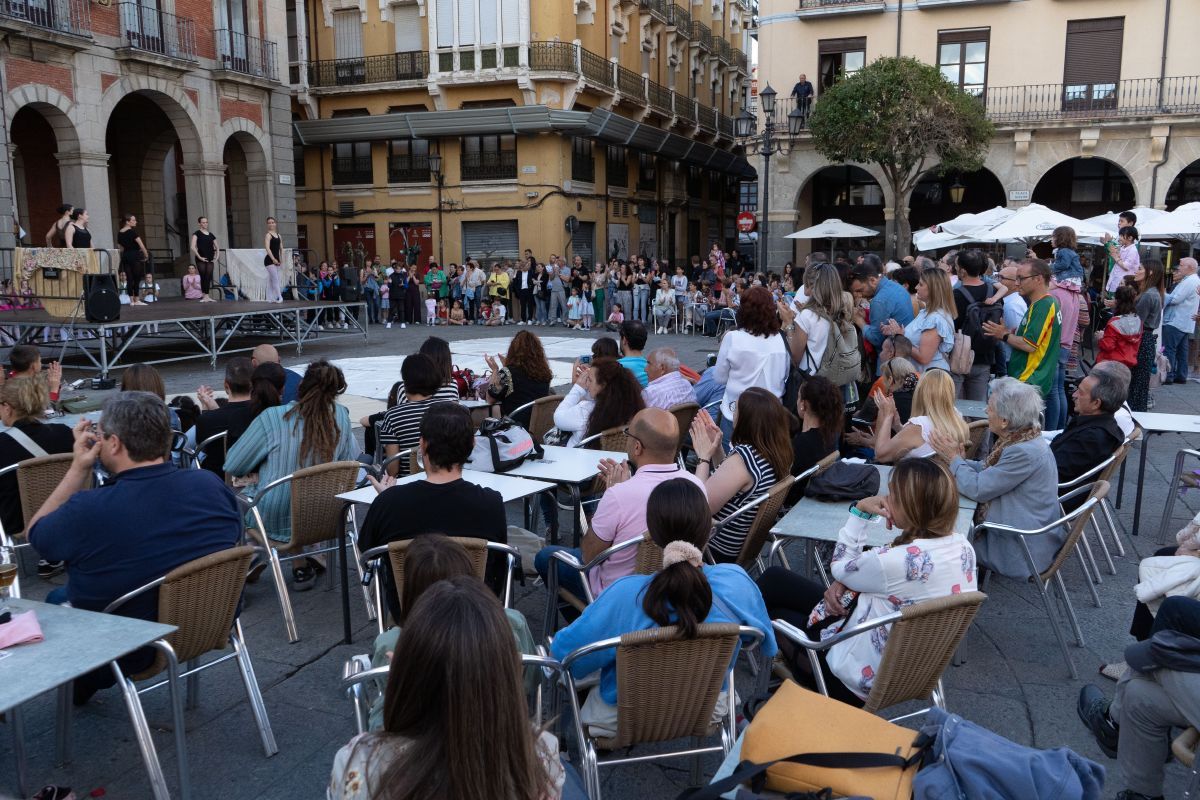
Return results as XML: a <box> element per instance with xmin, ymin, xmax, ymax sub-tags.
<box><xmin>1002</xmin><ymin>333</ymin><xmax>1010</xmax><ymax>343</ymax></box>
<box><xmin>848</xmin><ymin>502</ymin><xmax>877</xmax><ymax>520</ymax></box>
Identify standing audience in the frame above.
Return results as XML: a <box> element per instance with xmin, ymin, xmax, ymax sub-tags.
<box><xmin>715</xmin><ymin>286</ymin><xmax>788</xmax><ymax>444</ymax></box>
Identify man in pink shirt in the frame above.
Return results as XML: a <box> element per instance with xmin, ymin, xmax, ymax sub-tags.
<box><xmin>534</xmin><ymin>407</ymin><xmax>707</xmax><ymax>620</ymax></box>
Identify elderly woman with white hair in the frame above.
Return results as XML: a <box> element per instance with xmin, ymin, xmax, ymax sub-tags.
<box><xmin>929</xmin><ymin>376</ymin><xmax>1064</xmax><ymax>577</ymax></box>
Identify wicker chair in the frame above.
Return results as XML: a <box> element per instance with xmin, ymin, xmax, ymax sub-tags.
<box><xmin>707</xmin><ymin>475</ymin><xmax>795</xmax><ymax>576</ymax></box>
<box><xmin>560</xmin><ymin>623</ymin><xmax>765</xmax><ymax>800</ymax></box>
<box><xmin>972</xmin><ymin>482</ymin><xmax>1107</xmax><ymax>679</ymax></box>
<box><xmin>378</xmin><ymin>446</ymin><xmax>424</xmax><ymax>478</ymax></box>
<box><xmin>245</xmin><ymin>461</ymin><xmax>360</xmax><ymax>643</ymax></box>
<box><xmin>542</xmin><ymin>535</ymin><xmax>663</xmax><ymax>635</ymax></box>
<box><xmin>773</xmin><ymin>591</ymin><xmax>985</xmax><ymax>720</ymax></box>
<box><xmin>508</xmin><ymin>394</ymin><xmax>565</xmax><ymax>442</ymax></box>
<box><xmin>103</xmin><ymin>545</ymin><xmax>278</xmax><ymax>799</ymax></box>
<box><xmin>668</xmin><ymin>402</ymin><xmax>701</xmax><ymax>449</ymax></box>
<box><xmin>359</xmin><ymin>536</ymin><xmax>521</xmax><ymax>632</ymax></box>
<box><xmin>577</xmin><ymin>425</ymin><xmax>629</xmax><ymax>453</ymax></box>
<box><xmin>964</xmin><ymin>419</ymin><xmax>990</xmax><ymax>460</ymax></box>
<box><xmin>0</xmin><ymin>453</ymin><xmax>91</xmax><ymax>582</ymax></box>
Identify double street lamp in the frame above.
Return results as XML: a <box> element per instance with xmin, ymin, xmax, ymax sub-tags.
<box><xmin>735</xmin><ymin>85</ymin><xmax>805</xmax><ymax>271</ymax></box>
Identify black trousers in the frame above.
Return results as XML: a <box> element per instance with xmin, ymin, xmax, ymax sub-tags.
<box><xmin>123</xmin><ymin>255</ymin><xmax>146</xmax><ymax>298</ymax></box>
<box><xmin>756</xmin><ymin>566</ymin><xmax>866</xmax><ymax>707</ymax></box>
<box><xmin>1130</xmin><ymin>546</ymin><xmax>1184</xmax><ymax>640</ymax></box>
<box><xmin>196</xmin><ymin>260</ymin><xmax>214</xmax><ymax>295</ymax></box>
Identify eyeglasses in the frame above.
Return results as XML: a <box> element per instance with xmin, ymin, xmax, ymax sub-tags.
<box><xmin>621</xmin><ymin>426</ymin><xmax>645</xmax><ymax>450</ymax></box>
<box><xmin>1015</xmin><ymin>273</ymin><xmax>1037</xmax><ymax>283</ymax></box>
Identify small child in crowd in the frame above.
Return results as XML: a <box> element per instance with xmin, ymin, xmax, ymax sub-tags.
<box><xmin>448</xmin><ymin>299</ymin><xmax>466</xmax><ymax>325</ymax></box>
<box><xmin>486</xmin><ymin>299</ymin><xmax>506</xmax><ymax>326</ymax></box>
<box><xmin>183</xmin><ymin>264</ymin><xmax>204</xmax><ymax>301</ymax></box>
<box><xmin>567</xmin><ymin>287</ymin><xmax>584</xmax><ymax>330</ymax></box>
<box><xmin>435</xmin><ymin>299</ymin><xmax>449</xmax><ymax>325</ymax></box>
<box><xmin>425</xmin><ymin>295</ymin><xmax>437</xmax><ymax>326</ymax></box>
<box><xmin>1048</xmin><ymin>225</ymin><xmax>1084</xmax><ymax>289</ymax></box>
<box><xmin>606</xmin><ymin>303</ymin><xmax>624</xmax><ymax>332</ymax></box>
<box><xmin>580</xmin><ymin>280</ymin><xmax>595</xmax><ymax>330</ymax></box>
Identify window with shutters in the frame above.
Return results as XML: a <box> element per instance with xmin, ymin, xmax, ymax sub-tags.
<box><xmin>572</xmin><ymin>222</ymin><xmax>595</xmax><ymax>267</ymax></box>
<box><xmin>606</xmin><ymin>146</ymin><xmax>628</xmax><ymax>189</ymax></box>
<box><xmin>739</xmin><ymin>180</ymin><xmax>757</xmax><ymax>213</ymax></box>
<box><xmin>1063</xmin><ymin>17</ymin><xmax>1124</xmax><ymax>112</ymax></box>
<box><xmin>433</xmin><ymin>0</ymin><xmax>521</xmax><ymax>69</ymax></box>
<box><xmin>571</xmin><ymin>138</ymin><xmax>595</xmax><ymax>184</ymax></box>
<box><xmin>818</xmin><ymin>37</ymin><xmax>865</xmax><ymax>93</ymax></box>
<box><xmin>388</xmin><ymin>140</ymin><xmax>430</xmax><ymax>183</ymax></box>
<box><xmin>938</xmin><ymin>29</ymin><xmax>988</xmax><ymax>98</ymax></box>
<box><xmin>461</xmin><ymin>135</ymin><xmax>516</xmax><ymax>180</ymax></box>
<box><xmin>333</xmin><ymin>9</ymin><xmax>362</xmax><ymax>59</ymax></box>
<box><xmin>392</xmin><ymin>2</ymin><xmax>422</xmax><ymax>52</ymax></box>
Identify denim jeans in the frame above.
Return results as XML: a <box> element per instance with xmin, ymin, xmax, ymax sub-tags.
<box><xmin>633</xmin><ymin>286</ymin><xmax>649</xmax><ymax>322</ymax></box>
<box><xmin>536</xmin><ymin>295</ymin><xmax>549</xmax><ymax>323</ymax></box>
<box><xmin>1162</xmin><ymin>325</ymin><xmax>1191</xmax><ymax>382</ymax></box>
<box><xmin>1044</xmin><ymin>362</ymin><xmax>1068</xmax><ymax>431</ymax></box>
<box><xmin>615</xmin><ymin>290</ymin><xmax>633</xmax><ymax>320</ymax></box>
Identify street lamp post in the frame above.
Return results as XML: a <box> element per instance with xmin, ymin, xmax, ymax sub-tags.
<box><xmin>735</xmin><ymin>85</ymin><xmax>805</xmax><ymax>271</ymax></box>
<box><xmin>429</xmin><ymin>151</ymin><xmax>445</xmax><ymax>265</ymax></box>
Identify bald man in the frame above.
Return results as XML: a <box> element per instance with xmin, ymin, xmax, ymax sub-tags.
<box><xmin>251</xmin><ymin>344</ymin><xmax>303</xmax><ymax>403</ymax></box>
<box><xmin>534</xmin><ymin>408</ymin><xmax>708</xmax><ymax>617</ymax></box>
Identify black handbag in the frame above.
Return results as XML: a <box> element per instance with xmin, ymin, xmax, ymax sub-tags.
<box><xmin>779</xmin><ymin>331</ymin><xmax>813</xmax><ymax>417</ymax></box>
<box><xmin>804</xmin><ymin>462</ymin><xmax>879</xmax><ymax>501</ymax></box>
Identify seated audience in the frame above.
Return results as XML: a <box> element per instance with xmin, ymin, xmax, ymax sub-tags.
<box><xmin>378</xmin><ymin>354</ymin><xmax>456</xmax><ymax>474</ymax></box>
<box><xmin>0</xmin><ymin>376</ymin><xmax>75</xmax><ymax>577</ymax></box>
<box><xmin>641</xmin><ymin>348</ymin><xmax>696</xmax><ymax>410</ymax></box>
<box><xmin>360</xmin><ymin>381</ymin><xmax>402</xmax><ymax>463</ymax></box>
<box><xmin>535</xmin><ymin>408</ymin><xmax>705</xmax><ymax>608</ymax></box>
<box><xmin>329</xmin><ymin>577</ymin><xmax>568</xmax><ymax>800</ymax></box>
<box><xmin>252</xmin><ymin>344</ymin><xmax>302</xmax><ymax>403</ymax></box>
<box><xmin>788</xmin><ymin>376</ymin><xmax>843</xmax><ymax>504</ymax></box>
<box><xmin>869</xmin><ymin>368</ymin><xmax>969</xmax><ymax>463</ymax></box>
<box><xmin>1090</xmin><ymin>360</ymin><xmax>1137</xmax><ymax>438</ymax></box>
<box><xmin>484</xmin><ymin>330</ymin><xmax>553</xmax><ymax>426</ymax></box>
<box><xmin>225</xmin><ymin>360</ymin><xmax>357</xmax><ymax>589</ymax></box>
<box><xmin>6</xmin><ymin>344</ymin><xmax>61</xmax><ymax>402</ymax></box>
<box><xmin>359</xmin><ymin>403</ymin><xmax>507</xmax><ymax>620</ymax></box>
<box><xmin>591</xmin><ymin>336</ymin><xmax>620</xmax><ymax>362</ymax></box>
<box><xmin>757</xmin><ymin>458</ymin><xmax>975</xmax><ymax>705</ymax></box>
<box><xmin>553</xmin><ymin>359</ymin><xmax>644</xmax><ymax>448</ymax></box>
<box><xmin>550</xmin><ymin>478</ymin><xmax>777</xmax><ymax>737</ymax></box>
<box><xmin>617</xmin><ymin>320</ymin><xmax>650</xmax><ymax>387</ymax></box>
<box><xmin>396</xmin><ymin>336</ymin><xmax>461</xmax><ymax>403</ymax></box>
<box><xmin>193</xmin><ymin>356</ymin><xmax>256</xmax><ymax>478</ymax></box>
<box><xmin>930</xmin><ymin>377</ymin><xmax>1063</xmax><ymax>578</ymax></box>
<box><xmin>27</xmin><ymin>392</ymin><xmax>241</xmax><ymax>705</ymax></box>
<box><xmin>690</xmin><ymin>388</ymin><xmax>792</xmax><ymax>562</ymax></box>
<box><xmin>1051</xmin><ymin>364</ymin><xmax>1130</xmax><ymax>486</ymax></box>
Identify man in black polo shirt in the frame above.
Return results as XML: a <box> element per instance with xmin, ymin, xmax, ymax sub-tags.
<box><xmin>28</xmin><ymin>391</ymin><xmax>242</xmax><ymax>704</ymax></box>
<box><xmin>194</xmin><ymin>356</ymin><xmax>255</xmax><ymax>478</ymax></box>
<box><xmin>360</xmin><ymin>403</ymin><xmax>507</xmax><ymax>620</ymax></box>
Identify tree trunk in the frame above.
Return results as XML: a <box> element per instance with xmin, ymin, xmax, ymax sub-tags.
<box><xmin>895</xmin><ymin>211</ymin><xmax>913</xmax><ymax>260</ymax></box>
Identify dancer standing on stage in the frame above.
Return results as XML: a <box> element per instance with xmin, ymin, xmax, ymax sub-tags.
<box><xmin>45</xmin><ymin>203</ymin><xmax>72</xmax><ymax>247</ymax></box>
<box><xmin>65</xmin><ymin>209</ymin><xmax>91</xmax><ymax>249</ymax></box>
<box><xmin>117</xmin><ymin>213</ymin><xmax>150</xmax><ymax>306</ymax></box>
<box><xmin>191</xmin><ymin>216</ymin><xmax>220</xmax><ymax>299</ymax></box>
<box><xmin>263</xmin><ymin>216</ymin><xmax>284</xmax><ymax>303</ymax></box>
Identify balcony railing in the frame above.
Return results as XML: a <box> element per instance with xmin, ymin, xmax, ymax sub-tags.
<box><xmin>649</xmin><ymin>80</ymin><xmax>672</xmax><ymax>115</ymax></box>
<box><xmin>697</xmin><ymin>104</ymin><xmax>717</xmax><ymax>131</ymax></box>
<box><xmin>639</xmin><ymin>0</ymin><xmax>667</xmax><ymax>21</ymax></box>
<box><xmin>733</xmin><ymin>47</ymin><xmax>748</xmax><ymax>73</ymax></box>
<box><xmin>529</xmin><ymin>40</ymin><xmax>576</xmax><ymax>72</ymax></box>
<box><xmin>985</xmin><ymin>76</ymin><xmax>1200</xmax><ymax>123</ymax></box>
<box><xmin>307</xmin><ymin>51</ymin><xmax>427</xmax><ymax>86</ymax></box>
<box><xmin>715</xmin><ymin>38</ymin><xmax>731</xmax><ymax>63</ymax></box>
<box><xmin>0</xmin><ymin>0</ymin><xmax>90</xmax><ymax>37</ymax></box>
<box><xmin>690</xmin><ymin>20</ymin><xmax>712</xmax><ymax>50</ymax></box>
<box><xmin>387</xmin><ymin>154</ymin><xmax>430</xmax><ymax>184</ymax></box>
<box><xmin>617</xmin><ymin>65</ymin><xmax>646</xmax><ymax>104</ymax></box>
<box><xmin>118</xmin><ymin>2</ymin><xmax>196</xmax><ymax>61</ymax></box>
<box><xmin>215</xmin><ymin>29</ymin><xmax>278</xmax><ymax>80</ymax></box>
<box><xmin>799</xmin><ymin>0</ymin><xmax>885</xmax><ymax>10</ymax></box>
<box><xmin>332</xmin><ymin>155</ymin><xmax>373</xmax><ymax>185</ymax></box>
<box><xmin>461</xmin><ymin>150</ymin><xmax>517</xmax><ymax>181</ymax></box>
<box><xmin>717</xmin><ymin>112</ymin><xmax>734</xmax><ymax>138</ymax></box>
<box><xmin>672</xmin><ymin>91</ymin><xmax>697</xmax><ymax>124</ymax></box>
<box><xmin>666</xmin><ymin>3</ymin><xmax>690</xmax><ymax>32</ymax></box>
<box><xmin>580</xmin><ymin>46</ymin><xmax>614</xmax><ymax>89</ymax></box>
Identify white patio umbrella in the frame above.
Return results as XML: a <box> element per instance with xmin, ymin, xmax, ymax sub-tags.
<box><xmin>1137</xmin><ymin>202</ymin><xmax>1200</xmax><ymax>254</ymax></box>
<box><xmin>912</xmin><ymin>206</ymin><xmax>1016</xmax><ymax>251</ymax></box>
<box><xmin>1082</xmin><ymin>207</ymin><xmax>1167</xmax><ymax>233</ymax></box>
<box><xmin>786</xmin><ymin>218</ymin><xmax>881</xmax><ymax>259</ymax></box>
<box><xmin>969</xmin><ymin>203</ymin><xmax>1110</xmax><ymax>245</ymax></box>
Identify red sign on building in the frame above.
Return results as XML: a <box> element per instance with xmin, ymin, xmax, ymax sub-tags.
<box><xmin>736</xmin><ymin>211</ymin><xmax>757</xmax><ymax>233</ymax></box>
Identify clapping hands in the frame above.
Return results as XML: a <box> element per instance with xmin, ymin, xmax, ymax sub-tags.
<box><xmin>689</xmin><ymin>409</ymin><xmax>723</xmax><ymax>461</ymax></box>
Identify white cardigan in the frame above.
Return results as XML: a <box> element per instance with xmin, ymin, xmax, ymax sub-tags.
<box><xmin>1136</xmin><ymin>555</ymin><xmax>1200</xmax><ymax>612</ymax></box>
<box><xmin>713</xmin><ymin>330</ymin><xmax>788</xmax><ymax>421</ymax></box>
<box><xmin>553</xmin><ymin>383</ymin><xmax>594</xmax><ymax>448</ymax></box>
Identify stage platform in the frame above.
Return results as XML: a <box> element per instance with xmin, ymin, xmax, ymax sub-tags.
<box><xmin>0</xmin><ymin>298</ymin><xmax>368</xmax><ymax>376</ymax></box>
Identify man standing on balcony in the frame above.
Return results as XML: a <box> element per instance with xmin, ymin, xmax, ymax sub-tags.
<box><xmin>791</xmin><ymin>73</ymin><xmax>814</xmax><ymax>123</ymax></box>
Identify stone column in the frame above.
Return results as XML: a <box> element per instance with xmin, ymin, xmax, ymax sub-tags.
<box><xmin>56</xmin><ymin>151</ymin><xmax>115</xmax><ymax>248</ymax></box>
<box><xmin>267</xmin><ymin>87</ymin><xmax>297</xmax><ymax>246</ymax></box>
<box><xmin>765</xmin><ymin>208</ymin><xmax>798</xmax><ymax>270</ymax></box>
<box><xmin>2</xmin><ymin>143</ymin><xmax>19</xmax><ymax>249</ymax></box>
<box><xmin>181</xmin><ymin>162</ymin><xmax>229</xmax><ymax>256</ymax></box>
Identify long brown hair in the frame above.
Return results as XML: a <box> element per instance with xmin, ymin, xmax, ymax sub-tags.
<box><xmin>504</xmin><ymin>330</ymin><xmax>553</xmax><ymax>384</ymax></box>
<box><xmin>120</xmin><ymin>363</ymin><xmax>166</xmax><ymax>399</ymax></box>
<box><xmin>399</xmin><ymin>535</ymin><xmax>475</xmax><ymax>624</ymax></box>
<box><xmin>798</xmin><ymin>375</ymin><xmax>843</xmax><ymax>451</ymax></box>
<box><xmin>731</xmin><ymin>387</ymin><xmax>793</xmax><ymax>479</ymax></box>
<box><xmin>585</xmin><ymin>359</ymin><xmax>645</xmax><ymax>439</ymax></box>
<box><xmin>249</xmin><ymin>362</ymin><xmax>285</xmax><ymax>417</ymax></box>
<box><xmin>374</xmin><ymin>576</ymin><xmax>549</xmax><ymax>800</ymax></box>
<box><xmin>284</xmin><ymin>360</ymin><xmax>346</xmax><ymax>466</ymax></box>
<box><xmin>887</xmin><ymin>457</ymin><xmax>960</xmax><ymax>546</ymax></box>
<box><xmin>1137</xmin><ymin>259</ymin><xmax>1166</xmax><ymax>299</ymax></box>
<box><xmin>641</xmin><ymin>479</ymin><xmax>713</xmax><ymax>638</ymax></box>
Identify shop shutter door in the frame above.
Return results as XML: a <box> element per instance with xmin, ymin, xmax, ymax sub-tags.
<box><xmin>461</xmin><ymin>220</ymin><xmax>520</xmax><ymax>263</ymax></box>
<box><xmin>572</xmin><ymin>222</ymin><xmax>595</xmax><ymax>267</ymax></box>
<box><xmin>1063</xmin><ymin>17</ymin><xmax>1123</xmax><ymax>87</ymax></box>
<box><xmin>394</xmin><ymin>3</ymin><xmax>422</xmax><ymax>53</ymax></box>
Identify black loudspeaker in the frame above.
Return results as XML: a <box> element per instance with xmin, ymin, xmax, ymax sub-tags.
<box><xmin>83</xmin><ymin>274</ymin><xmax>121</xmax><ymax>323</ymax></box>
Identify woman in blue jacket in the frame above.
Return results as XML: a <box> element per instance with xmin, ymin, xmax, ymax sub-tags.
<box><xmin>550</xmin><ymin>478</ymin><xmax>776</xmax><ymax>737</ymax></box>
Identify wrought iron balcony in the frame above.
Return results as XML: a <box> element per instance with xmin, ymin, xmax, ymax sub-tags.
<box><xmin>387</xmin><ymin>154</ymin><xmax>430</xmax><ymax>184</ymax></box>
<box><xmin>648</xmin><ymin>80</ymin><xmax>672</xmax><ymax>115</ymax></box>
<box><xmin>117</xmin><ymin>2</ymin><xmax>196</xmax><ymax>61</ymax></box>
<box><xmin>717</xmin><ymin>112</ymin><xmax>734</xmax><ymax>138</ymax></box>
<box><xmin>528</xmin><ymin>40</ymin><xmax>576</xmax><ymax>72</ymax></box>
<box><xmin>332</xmin><ymin>155</ymin><xmax>373</xmax><ymax>185</ymax></box>
<box><xmin>666</xmin><ymin>3</ymin><xmax>690</xmax><ymax>32</ymax></box>
<box><xmin>697</xmin><ymin>104</ymin><xmax>717</xmax><ymax>132</ymax></box>
<box><xmin>215</xmin><ymin>29</ymin><xmax>278</xmax><ymax>80</ymax></box>
<box><xmin>461</xmin><ymin>150</ymin><xmax>517</xmax><ymax>181</ymax></box>
<box><xmin>307</xmin><ymin>51</ymin><xmax>427</xmax><ymax>87</ymax></box>
<box><xmin>690</xmin><ymin>20</ymin><xmax>712</xmax><ymax>50</ymax></box>
<box><xmin>715</xmin><ymin>38</ymin><xmax>731</xmax><ymax>63</ymax></box>
<box><xmin>985</xmin><ymin>76</ymin><xmax>1200</xmax><ymax>123</ymax></box>
<box><xmin>797</xmin><ymin>0</ymin><xmax>886</xmax><ymax>17</ymax></box>
<box><xmin>639</xmin><ymin>0</ymin><xmax>667</xmax><ymax>21</ymax></box>
<box><xmin>0</xmin><ymin>0</ymin><xmax>90</xmax><ymax>38</ymax></box>
<box><xmin>617</xmin><ymin>65</ymin><xmax>646</xmax><ymax>104</ymax></box>
<box><xmin>672</xmin><ymin>91</ymin><xmax>697</xmax><ymax>124</ymax></box>
<box><xmin>580</xmin><ymin>46</ymin><xmax>614</xmax><ymax>89</ymax></box>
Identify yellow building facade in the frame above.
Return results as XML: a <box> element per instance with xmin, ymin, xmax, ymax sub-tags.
<box><xmin>290</xmin><ymin>0</ymin><xmax>754</xmax><ymax>268</ymax></box>
<box><xmin>755</xmin><ymin>0</ymin><xmax>1200</xmax><ymax>261</ymax></box>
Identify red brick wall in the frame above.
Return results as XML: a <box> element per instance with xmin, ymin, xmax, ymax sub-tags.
<box><xmin>220</xmin><ymin>97</ymin><xmax>262</xmax><ymax>127</ymax></box>
<box><xmin>175</xmin><ymin>0</ymin><xmax>215</xmax><ymax>60</ymax></box>
<box><xmin>91</xmin><ymin>2</ymin><xmax>117</xmax><ymax>37</ymax></box>
<box><xmin>184</xmin><ymin>87</ymin><xmax>199</xmax><ymax>108</ymax></box>
<box><xmin>100</xmin><ymin>73</ymin><xmax>119</xmax><ymax>93</ymax></box>
<box><xmin>4</xmin><ymin>57</ymin><xmax>73</xmax><ymax>101</ymax></box>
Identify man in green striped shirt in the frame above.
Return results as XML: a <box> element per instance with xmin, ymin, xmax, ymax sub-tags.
<box><xmin>983</xmin><ymin>258</ymin><xmax>1061</xmax><ymax>396</ymax></box>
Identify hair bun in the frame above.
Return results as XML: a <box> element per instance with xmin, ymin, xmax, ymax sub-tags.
<box><xmin>662</xmin><ymin>541</ymin><xmax>703</xmax><ymax>569</ymax></box>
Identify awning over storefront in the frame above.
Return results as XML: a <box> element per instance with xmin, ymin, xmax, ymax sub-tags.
<box><xmin>292</xmin><ymin>105</ymin><xmax>756</xmax><ymax>179</ymax></box>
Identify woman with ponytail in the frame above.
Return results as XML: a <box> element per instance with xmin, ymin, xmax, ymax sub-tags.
<box><xmin>756</xmin><ymin>457</ymin><xmax>975</xmax><ymax>705</ymax></box>
<box><xmin>550</xmin><ymin>478</ymin><xmax>776</xmax><ymax>737</ymax></box>
<box><xmin>226</xmin><ymin>359</ymin><xmax>357</xmax><ymax>589</ymax></box>
<box><xmin>248</xmin><ymin>362</ymin><xmax>286</xmax><ymax>418</ymax></box>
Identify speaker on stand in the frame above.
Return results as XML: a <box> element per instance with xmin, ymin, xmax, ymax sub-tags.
<box><xmin>83</xmin><ymin>274</ymin><xmax>121</xmax><ymax>323</ymax></box>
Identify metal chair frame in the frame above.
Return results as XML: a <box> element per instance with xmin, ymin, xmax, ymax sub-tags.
<box><xmin>559</xmin><ymin>625</ymin><xmax>765</xmax><ymax>800</ymax></box>
<box><xmin>0</xmin><ymin>453</ymin><xmax>90</xmax><ymax>584</ymax></box>
<box><xmin>542</xmin><ymin>536</ymin><xmax>658</xmax><ymax>635</ymax></box>
<box><xmin>1156</xmin><ymin>448</ymin><xmax>1200</xmax><ymax>545</ymax></box>
<box><xmin>182</xmin><ymin>430</ymin><xmax>227</xmax><ymax>471</ymax></box>
<box><xmin>359</xmin><ymin>538</ymin><xmax>521</xmax><ymax>634</ymax></box>
<box><xmin>971</xmin><ymin>485</ymin><xmax>1105</xmax><ymax>679</ymax></box>
<box><xmin>1057</xmin><ymin>450</ymin><xmax>1122</xmax><ymax>584</ymax></box>
<box><xmin>508</xmin><ymin>394</ymin><xmax>566</xmax><ymax>443</ymax></box>
<box><xmin>376</xmin><ymin>446</ymin><xmax>423</xmax><ymax>478</ymax></box>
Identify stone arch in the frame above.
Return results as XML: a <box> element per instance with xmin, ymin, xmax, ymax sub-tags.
<box><xmin>221</xmin><ymin>127</ymin><xmax>273</xmax><ymax>248</ymax></box>
<box><xmin>1031</xmin><ymin>156</ymin><xmax>1137</xmax><ymax>219</ymax></box>
<box><xmin>5</xmin><ymin>85</ymin><xmax>80</xmax><ymax>151</ymax></box>
<box><xmin>7</xmin><ymin>89</ymin><xmax>87</xmax><ymax>247</ymax></box>
<box><xmin>1160</xmin><ymin>137</ymin><xmax>1200</xmax><ymax>208</ymax></box>
<box><xmin>218</xmin><ymin>117</ymin><xmax>271</xmax><ymax>171</ymax></box>
<box><xmin>100</xmin><ymin>75</ymin><xmax>205</xmax><ymax>162</ymax></box>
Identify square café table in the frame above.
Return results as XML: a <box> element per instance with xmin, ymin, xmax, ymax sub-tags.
<box><xmin>503</xmin><ymin>445</ymin><xmax>627</xmax><ymax>547</ymax></box>
<box><xmin>337</xmin><ymin>469</ymin><xmax>555</xmax><ymax>507</ymax></box>
<box><xmin>1128</xmin><ymin>412</ymin><xmax>1200</xmax><ymax>536</ymax></box>
<box><xmin>2</xmin><ymin>598</ymin><xmax>178</xmax><ymax>799</ymax></box>
<box><xmin>770</xmin><ymin>464</ymin><xmax>978</xmax><ymax>579</ymax></box>
<box><xmin>954</xmin><ymin>399</ymin><xmax>989</xmax><ymax>420</ymax></box>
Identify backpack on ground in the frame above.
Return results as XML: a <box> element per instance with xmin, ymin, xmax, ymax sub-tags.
<box><xmin>955</xmin><ymin>284</ymin><xmax>1004</xmax><ymax>367</ymax></box>
<box><xmin>465</xmin><ymin>417</ymin><xmax>543</xmax><ymax>473</ymax></box>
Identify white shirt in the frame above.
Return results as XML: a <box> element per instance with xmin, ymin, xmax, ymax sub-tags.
<box><xmin>796</xmin><ymin>308</ymin><xmax>830</xmax><ymax>369</ymax></box>
<box><xmin>1001</xmin><ymin>293</ymin><xmax>1029</xmax><ymax>360</ymax></box>
<box><xmin>553</xmin><ymin>383</ymin><xmax>595</xmax><ymax>448</ymax></box>
<box><xmin>713</xmin><ymin>330</ymin><xmax>789</xmax><ymax>421</ymax></box>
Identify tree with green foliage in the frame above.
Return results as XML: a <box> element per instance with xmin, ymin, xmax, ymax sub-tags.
<box><xmin>808</xmin><ymin>56</ymin><xmax>994</xmax><ymax>257</ymax></box>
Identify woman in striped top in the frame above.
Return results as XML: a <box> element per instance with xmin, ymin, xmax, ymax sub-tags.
<box><xmin>225</xmin><ymin>360</ymin><xmax>357</xmax><ymax>589</ymax></box>
<box><xmin>690</xmin><ymin>387</ymin><xmax>793</xmax><ymax>562</ymax></box>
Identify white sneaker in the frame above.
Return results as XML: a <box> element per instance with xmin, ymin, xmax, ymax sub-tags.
<box><xmin>317</xmin><ymin>324</ymin><xmax>324</xmax><ymax>331</ymax></box>
<box><xmin>400</xmin><ymin>323</ymin><xmax>407</xmax><ymax>329</ymax></box>
<box><xmin>385</xmin><ymin>322</ymin><xmax>392</xmax><ymax>329</ymax></box>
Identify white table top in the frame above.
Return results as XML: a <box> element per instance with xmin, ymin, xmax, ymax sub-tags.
<box><xmin>1131</xmin><ymin>411</ymin><xmax>1200</xmax><ymax>435</ymax></box>
<box><xmin>459</xmin><ymin>399</ymin><xmax>493</xmax><ymax>409</ymax></box>
<box><xmin>0</xmin><ymin>411</ymin><xmax>99</xmax><ymax>435</ymax></box>
<box><xmin>337</xmin><ymin>469</ymin><xmax>555</xmax><ymax>506</ymax></box>
<box><xmin>771</xmin><ymin>463</ymin><xmax>978</xmax><ymax>547</ymax></box>
<box><xmin>955</xmin><ymin>399</ymin><xmax>989</xmax><ymax>419</ymax></box>
<box><xmin>504</xmin><ymin>445</ymin><xmax>627</xmax><ymax>483</ymax></box>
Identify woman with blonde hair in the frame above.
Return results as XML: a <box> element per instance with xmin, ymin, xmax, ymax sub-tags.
<box><xmin>780</xmin><ymin>263</ymin><xmax>854</xmax><ymax>375</ymax></box>
<box><xmin>881</xmin><ymin>267</ymin><xmax>956</xmax><ymax>373</ymax></box>
<box><xmin>870</xmin><ymin>368</ymin><xmax>970</xmax><ymax>463</ymax></box>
